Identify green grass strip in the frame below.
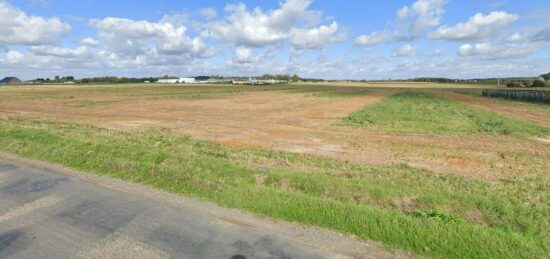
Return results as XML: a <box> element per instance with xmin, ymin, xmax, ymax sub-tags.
<box><xmin>346</xmin><ymin>90</ymin><xmax>550</xmax><ymax>135</ymax></box>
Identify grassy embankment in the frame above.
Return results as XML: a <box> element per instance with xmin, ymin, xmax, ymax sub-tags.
<box><xmin>346</xmin><ymin>91</ymin><xmax>550</xmax><ymax>135</ymax></box>
<box><xmin>0</xmin><ymin>90</ymin><xmax>548</xmax><ymax>258</ymax></box>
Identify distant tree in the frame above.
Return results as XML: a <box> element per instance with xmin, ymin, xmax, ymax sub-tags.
<box><xmin>290</xmin><ymin>74</ymin><xmax>300</xmax><ymax>82</ymax></box>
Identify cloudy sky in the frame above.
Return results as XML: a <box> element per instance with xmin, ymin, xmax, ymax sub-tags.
<box><xmin>1</xmin><ymin>0</ymin><xmax>549</xmax><ymax>80</ymax></box>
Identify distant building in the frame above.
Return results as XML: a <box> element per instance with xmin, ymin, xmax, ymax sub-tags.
<box><xmin>179</xmin><ymin>77</ymin><xmax>195</xmax><ymax>84</ymax></box>
<box><xmin>158</xmin><ymin>78</ymin><xmax>179</xmax><ymax>84</ymax></box>
<box><xmin>232</xmin><ymin>77</ymin><xmax>287</xmax><ymax>85</ymax></box>
<box><xmin>157</xmin><ymin>77</ymin><xmax>196</xmax><ymax>84</ymax></box>
<box><xmin>0</xmin><ymin>77</ymin><xmax>23</xmax><ymax>85</ymax></box>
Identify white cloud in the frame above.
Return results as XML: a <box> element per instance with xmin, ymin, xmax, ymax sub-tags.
<box><xmin>355</xmin><ymin>0</ymin><xmax>446</xmax><ymax>46</ymax></box>
<box><xmin>0</xmin><ymin>2</ymin><xmax>70</xmax><ymax>45</ymax></box>
<box><xmin>4</xmin><ymin>50</ymin><xmax>24</xmax><ymax>64</ymax></box>
<box><xmin>205</xmin><ymin>0</ymin><xmax>312</xmax><ymax>47</ymax></box>
<box><xmin>429</xmin><ymin>11</ymin><xmax>519</xmax><ymax>41</ymax></box>
<box><xmin>90</xmin><ymin>17</ymin><xmax>163</xmax><ymax>39</ymax></box>
<box><xmin>398</xmin><ymin>0</ymin><xmax>447</xmax><ymax>35</ymax></box>
<box><xmin>30</xmin><ymin>45</ymin><xmax>89</xmax><ymax>58</ymax></box>
<box><xmin>204</xmin><ymin>0</ymin><xmax>342</xmax><ymax>50</ymax></box>
<box><xmin>80</xmin><ymin>37</ymin><xmax>100</xmax><ymax>46</ymax></box>
<box><xmin>506</xmin><ymin>33</ymin><xmax>523</xmax><ymax>42</ymax></box>
<box><xmin>90</xmin><ymin>17</ymin><xmax>213</xmax><ymax>57</ymax></box>
<box><xmin>200</xmin><ymin>8</ymin><xmax>217</xmax><ymax>20</ymax></box>
<box><xmin>393</xmin><ymin>44</ymin><xmax>417</xmax><ymax>57</ymax></box>
<box><xmin>532</xmin><ymin>25</ymin><xmax>550</xmax><ymax>42</ymax></box>
<box><xmin>290</xmin><ymin>22</ymin><xmax>346</xmax><ymax>49</ymax></box>
<box><xmin>458</xmin><ymin>42</ymin><xmax>539</xmax><ymax>60</ymax></box>
<box><xmin>232</xmin><ymin>46</ymin><xmax>259</xmax><ymax>63</ymax></box>
<box><xmin>355</xmin><ymin>31</ymin><xmax>402</xmax><ymax>46</ymax></box>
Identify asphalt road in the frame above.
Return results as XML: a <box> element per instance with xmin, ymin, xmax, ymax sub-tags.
<box><xmin>0</xmin><ymin>156</ymin><xmax>405</xmax><ymax>259</ymax></box>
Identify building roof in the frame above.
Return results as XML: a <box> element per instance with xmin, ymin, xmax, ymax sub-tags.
<box><xmin>0</xmin><ymin>77</ymin><xmax>23</xmax><ymax>84</ymax></box>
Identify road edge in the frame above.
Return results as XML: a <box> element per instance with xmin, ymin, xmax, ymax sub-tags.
<box><xmin>0</xmin><ymin>152</ymin><xmax>411</xmax><ymax>259</ymax></box>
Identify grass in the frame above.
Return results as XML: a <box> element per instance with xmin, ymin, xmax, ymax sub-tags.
<box><xmin>0</xmin><ymin>84</ymin><xmax>248</xmax><ymax>102</ymax></box>
<box><xmin>0</xmin><ymin>84</ymin><xmax>373</xmax><ymax>106</ymax></box>
<box><xmin>285</xmin><ymin>85</ymin><xmax>372</xmax><ymax>98</ymax></box>
<box><xmin>0</xmin><ymin>118</ymin><xmax>548</xmax><ymax>258</ymax></box>
<box><xmin>346</xmin><ymin>91</ymin><xmax>550</xmax><ymax>136</ymax></box>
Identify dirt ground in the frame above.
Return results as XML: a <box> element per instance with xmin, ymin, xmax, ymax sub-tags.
<box><xmin>1</xmin><ymin>84</ymin><xmax>548</xmax><ymax>180</ymax></box>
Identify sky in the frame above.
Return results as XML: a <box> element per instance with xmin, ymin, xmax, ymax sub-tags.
<box><xmin>1</xmin><ymin>0</ymin><xmax>549</xmax><ymax>80</ymax></box>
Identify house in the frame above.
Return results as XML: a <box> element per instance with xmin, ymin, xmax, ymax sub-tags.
<box><xmin>0</xmin><ymin>77</ymin><xmax>23</xmax><ymax>85</ymax></box>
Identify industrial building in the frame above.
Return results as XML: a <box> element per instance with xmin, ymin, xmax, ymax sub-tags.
<box><xmin>157</xmin><ymin>77</ymin><xmax>196</xmax><ymax>84</ymax></box>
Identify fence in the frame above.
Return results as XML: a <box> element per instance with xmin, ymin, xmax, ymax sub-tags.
<box><xmin>482</xmin><ymin>89</ymin><xmax>550</xmax><ymax>104</ymax></box>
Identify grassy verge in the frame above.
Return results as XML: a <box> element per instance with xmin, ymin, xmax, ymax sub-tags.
<box><xmin>0</xmin><ymin>118</ymin><xmax>548</xmax><ymax>258</ymax></box>
<box><xmin>345</xmin><ymin>91</ymin><xmax>550</xmax><ymax>135</ymax></box>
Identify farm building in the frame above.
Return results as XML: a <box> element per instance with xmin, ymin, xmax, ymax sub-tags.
<box><xmin>179</xmin><ymin>77</ymin><xmax>195</xmax><ymax>84</ymax></box>
<box><xmin>0</xmin><ymin>77</ymin><xmax>23</xmax><ymax>85</ymax></box>
<box><xmin>157</xmin><ymin>77</ymin><xmax>195</xmax><ymax>84</ymax></box>
<box><xmin>232</xmin><ymin>78</ymin><xmax>288</xmax><ymax>85</ymax></box>
<box><xmin>157</xmin><ymin>78</ymin><xmax>180</xmax><ymax>84</ymax></box>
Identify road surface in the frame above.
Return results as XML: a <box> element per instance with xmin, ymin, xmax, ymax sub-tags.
<box><xmin>0</xmin><ymin>155</ymin><xmax>405</xmax><ymax>259</ymax></box>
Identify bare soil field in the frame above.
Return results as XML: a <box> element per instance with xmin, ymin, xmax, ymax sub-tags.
<box><xmin>1</xmin><ymin>83</ymin><xmax>549</xmax><ymax>258</ymax></box>
<box><xmin>0</xmin><ymin>84</ymin><xmax>548</xmax><ymax>180</ymax></box>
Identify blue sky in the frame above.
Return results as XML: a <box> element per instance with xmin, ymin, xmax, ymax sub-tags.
<box><xmin>1</xmin><ymin>0</ymin><xmax>549</xmax><ymax>80</ymax></box>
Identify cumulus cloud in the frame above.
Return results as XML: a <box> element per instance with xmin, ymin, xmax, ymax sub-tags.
<box><xmin>290</xmin><ymin>22</ymin><xmax>346</xmax><ymax>49</ymax></box>
<box><xmin>80</xmin><ymin>37</ymin><xmax>100</xmax><ymax>46</ymax></box>
<box><xmin>398</xmin><ymin>0</ymin><xmax>447</xmax><ymax>35</ymax></box>
<box><xmin>392</xmin><ymin>44</ymin><xmax>417</xmax><ymax>57</ymax></box>
<box><xmin>204</xmin><ymin>0</ymin><xmax>310</xmax><ymax>47</ymax></box>
<box><xmin>0</xmin><ymin>2</ymin><xmax>70</xmax><ymax>45</ymax></box>
<box><xmin>355</xmin><ymin>31</ymin><xmax>404</xmax><ymax>46</ymax></box>
<box><xmin>232</xmin><ymin>46</ymin><xmax>259</xmax><ymax>63</ymax></box>
<box><xmin>30</xmin><ymin>45</ymin><xmax>89</xmax><ymax>58</ymax></box>
<box><xmin>532</xmin><ymin>25</ymin><xmax>550</xmax><ymax>42</ymax></box>
<box><xmin>204</xmin><ymin>0</ymin><xmax>342</xmax><ymax>49</ymax></box>
<box><xmin>4</xmin><ymin>50</ymin><xmax>24</xmax><ymax>64</ymax></box>
<box><xmin>506</xmin><ymin>33</ymin><xmax>523</xmax><ymax>42</ymax></box>
<box><xmin>429</xmin><ymin>11</ymin><xmax>519</xmax><ymax>41</ymax></box>
<box><xmin>355</xmin><ymin>0</ymin><xmax>446</xmax><ymax>46</ymax></box>
<box><xmin>458</xmin><ymin>42</ymin><xmax>540</xmax><ymax>60</ymax></box>
<box><xmin>90</xmin><ymin>16</ymin><xmax>213</xmax><ymax>57</ymax></box>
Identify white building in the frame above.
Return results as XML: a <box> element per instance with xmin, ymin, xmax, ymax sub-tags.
<box><xmin>157</xmin><ymin>77</ymin><xmax>196</xmax><ymax>84</ymax></box>
<box><xmin>158</xmin><ymin>78</ymin><xmax>179</xmax><ymax>84</ymax></box>
<box><xmin>179</xmin><ymin>77</ymin><xmax>195</xmax><ymax>84</ymax></box>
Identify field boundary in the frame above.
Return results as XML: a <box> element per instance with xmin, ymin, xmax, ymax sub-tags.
<box><xmin>482</xmin><ymin>89</ymin><xmax>550</xmax><ymax>104</ymax></box>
